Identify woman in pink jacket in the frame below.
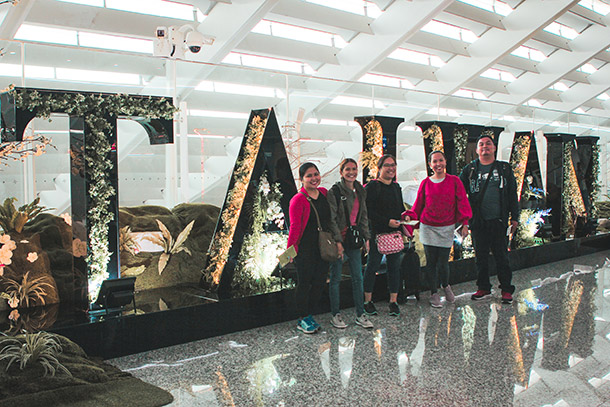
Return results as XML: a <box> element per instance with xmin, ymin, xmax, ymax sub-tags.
<box><xmin>287</xmin><ymin>162</ymin><xmax>334</xmax><ymax>333</ymax></box>
<box><xmin>408</xmin><ymin>151</ymin><xmax>472</xmax><ymax>308</ymax></box>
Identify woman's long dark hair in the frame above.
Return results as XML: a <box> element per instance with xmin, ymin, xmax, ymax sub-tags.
<box><xmin>298</xmin><ymin>162</ymin><xmax>319</xmax><ymax>180</ymax></box>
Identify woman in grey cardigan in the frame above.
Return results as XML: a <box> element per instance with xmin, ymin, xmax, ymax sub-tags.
<box><xmin>327</xmin><ymin>158</ymin><xmax>374</xmax><ymax>329</ymax></box>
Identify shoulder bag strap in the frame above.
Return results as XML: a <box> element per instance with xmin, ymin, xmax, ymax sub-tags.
<box><xmin>300</xmin><ymin>192</ymin><xmax>323</xmax><ymax>232</ymax></box>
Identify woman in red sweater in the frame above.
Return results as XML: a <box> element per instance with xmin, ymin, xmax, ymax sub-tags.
<box><xmin>408</xmin><ymin>151</ymin><xmax>472</xmax><ymax>307</ymax></box>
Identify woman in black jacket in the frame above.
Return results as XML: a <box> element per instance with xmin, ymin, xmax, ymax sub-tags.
<box><xmin>362</xmin><ymin>155</ymin><xmax>404</xmax><ymax>317</ymax></box>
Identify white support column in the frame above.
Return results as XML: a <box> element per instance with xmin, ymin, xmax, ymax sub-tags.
<box><xmin>165</xmin><ymin>59</ymin><xmax>179</xmax><ymax>208</ymax></box>
<box><xmin>179</xmin><ymin>101</ymin><xmax>189</xmax><ymax>203</ymax></box>
<box><xmin>22</xmin><ymin>127</ymin><xmax>35</xmax><ymax>204</ymax></box>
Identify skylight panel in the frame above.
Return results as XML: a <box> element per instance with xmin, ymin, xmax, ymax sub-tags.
<box><xmin>78</xmin><ymin>32</ymin><xmax>153</xmax><ymax>54</ymax></box>
<box><xmin>511</xmin><ymin>46</ymin><xmax>546</xmax><ymax>62</ymax></box>
<box><xmin>252</xmin><ymin>20</ymin><xmax>347</xmax><ymax>48</ymax></box>
<box><xmin>105</xmin><ymin>0</ymin><xmax>196</xmax><ymax>20</ymax></box>
<box><xmin>304</xmin><ymin>0</ymin><xmax>382</xmax><ymax>18</ymax></box>
<box><xmin>597</xmin><ymin>92</ymin><xmax>610</xmax><ymax>100</ymax></box>
<box><xmin>331</xmin><ymin>96</ymin><xmax>385</xmax><ymax>109</ymax></box>
<box><xmin>422</xmin><ymin>20</ymin><xmax>478</xmax><ymax>43</ymax></box>
<box><xmin>56</xmin><ymin>67</ymin><xmax>140</xmax><ymax>85</ymax></box>
<box><xmin>525</xmin><ymin>99</ymin><xmax>543</xmax><ymax>107</ymax></box>
<box><xmin>543</xmin><ymin>22</ymin><xmax>580</xmax><ymax>40</ymax></box>
<box><xmin>222</xmin><ymin>52</ymin><xmax>316</xmax><ymax>75</ymax></box>
<box><xmin>579</xmin><ymin>0</ymin><xmax>610</xmax><ymax>16</ymax></box>
<box><xmin>426</xmin><ymin>108</ymin><xmax>460</xmax><ymax>117</ymax></box>
<box><xmin>578</xmin><ymin>63</ymin><xmax>597</xmax><ymax>74</ymax></box>
<box><xmin>481</xmin><ymin>68</ymin><xmax>517</xmax><ymax>82</ymax></box>
<box><xmin>56</xmin><ymin>0</ymin><xmax>104</xmax><ymax>6</ymax></box>
<box><xmin>15</xmin><ymin>24</ymin><xmax>77</xmax><ymax>45</ymax></box>
<box><xmin>195</xmin><ymin>80</ymin><xmax>285</xmax><ymax>98</ymax></box>
<box><xmin>0</xmin><ymin>63</ymin><xmax>54</xmax><ymax>79</ymax></box>
<box><xmin>572</xmin><ymin>107</ymin><xmax>586</xmax><ymax>114</ymax></box>
<box><xmin>358</xmin><ymin>73</ymin><xmax>414</xmax><ymax>89</ymax></box>
<box><xmin>454</xmin><ymin>89</ymin><xmax>488</xmax><ymax>99</ymax></box>
<box><xmin>457</xmin><ymin>0</ymin><xmax>513</xmax><ymax>16</ymax></box>
<box><xmin>388</xmin><ymin>48</ymin><xmax>445</xmax><ymax>67</ymax></box>
<box><xmin>550</xmin><ymin>81</ymin><xmax>570</xmax><ymax>92</ymax></box>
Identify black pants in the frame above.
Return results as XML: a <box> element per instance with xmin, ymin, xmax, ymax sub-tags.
<box><xmin>423</xmin><ymin>245</ymin><xmax>451</xmax><ymax>294</ymax></box>
<box><xmin>471</xmin><ymin>219</ymin><xmax>515</xmax><ymax>294</ymax></box>
<box><xmin>294</xmin><ymin>245</ymin><xmax>328</xmax><ymax>318</ymax></box>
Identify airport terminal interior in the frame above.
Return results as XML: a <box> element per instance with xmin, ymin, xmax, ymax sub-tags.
<box><xmin>1</xmin><ymin>0</ymin><xmax>610</xmax><ymax>406</ymax></box>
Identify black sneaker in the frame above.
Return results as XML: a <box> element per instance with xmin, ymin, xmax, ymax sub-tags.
<box><xmin>501</xmin><ymin>292</ymin><xmax>513</xmax><ymax>304</ymax></box>
<box><xmin>364</xmin><ymin>301</ymin><xmax>377</xmax><ymax>315</ymax></box>
<box><xmin>389</xmin><ymin>302</ymin><xmax>400</xmax><ymax>316</ymax></box>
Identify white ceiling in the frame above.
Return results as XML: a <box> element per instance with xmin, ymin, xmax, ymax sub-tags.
<box><xmin>0</xmin><ymin>0</ymin><xmax>609</xmax><ymax>210</ymax></box>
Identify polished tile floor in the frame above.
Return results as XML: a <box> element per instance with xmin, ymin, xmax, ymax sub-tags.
<box><xmin>110</xmin><ymin>250</ymin><xmax>610</xmax><ymax>407</ymax></box>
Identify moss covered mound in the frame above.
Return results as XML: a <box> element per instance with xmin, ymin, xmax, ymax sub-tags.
<box><xmin>0</xmin><ymin>334</ymin><xmax>172</xmax><ymax>407</ymax></box>
<box><xmin>119</xmin><ymin>203</ymin><xmax>220</xmax><ymax>291</ymax></box>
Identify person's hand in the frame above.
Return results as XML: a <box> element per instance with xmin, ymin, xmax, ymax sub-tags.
<box><xmin>403</xmin><ymin>215</ymin><xmax>410</xmax><ymax>222</ymax></box>
<box><xmin>389</xmin><ymin>219</ymin><xmax>401</xmax><ymax>228</ymax></box>
<box><xmin>337</xmin><ymin>242</ymin><xmax>344</xmax><ymax>258</ymax></box>
<box><xmin>461</xmin><ymin>225</ymin><xmax>469</xmax><ymax>238</ymax></box>
<box><xmin>510</xmin><ymin>220</ymin><xmax>518</xmax><ymax>235</ymax></box>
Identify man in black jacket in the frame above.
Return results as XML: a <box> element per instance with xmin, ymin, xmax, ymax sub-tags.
<box><xmin>459</xmin><ymin>134</ymin><xmax>520</xmax><ymax>304</ymax></box>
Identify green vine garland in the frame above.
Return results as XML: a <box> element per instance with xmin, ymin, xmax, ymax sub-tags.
<box><xmin>453</xmin><ymin>126</ymin><xmax>468</xmax><ymax>175</ymax></box>
<box><xmin>11</xmin><ymin>87</ymin><xmax>177</xmax><ymax>301</ymax></box>
<box><xmin>590</xmin><ymin>144</ymin><xmax>600</xmax><ymax>218</ymax></box>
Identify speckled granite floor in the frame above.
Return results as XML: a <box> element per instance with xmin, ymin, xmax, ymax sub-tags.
<box><xmin>109</xmin><ymin>250</ymin><xmax>610</xmax><ymax>407</ymax></box>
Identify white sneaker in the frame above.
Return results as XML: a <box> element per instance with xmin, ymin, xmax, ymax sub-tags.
<box><xmin>330</xmin><ymin>313</ymin><xmax>348</xmax><ymax>329</ymax></box>
<box><xmin>355</xmin><ymin>314</ymin><xmax>374</xmax><ymax>329</ymax></box>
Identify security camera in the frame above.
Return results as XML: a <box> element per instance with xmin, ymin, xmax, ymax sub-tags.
<box><xmin>185</xmin><ymin>30</ymin><xmax>204</xmax><ymax>53</ymax></box>
<box><xmin>153</xmin><ymin>25</ymin><xmax>214</xmax><ymax>59</ymax></box>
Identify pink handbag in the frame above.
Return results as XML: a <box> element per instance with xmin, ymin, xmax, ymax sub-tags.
<box><xmin>375</xmin><ymin>231</ymin><xmax>404</xmax><ymax>255</ymax></box>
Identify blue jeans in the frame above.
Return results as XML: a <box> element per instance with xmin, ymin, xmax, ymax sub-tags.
<box><xmin>329</xmin><ymin>248</ymin><xmax>365</xmax><ymax>317</ymax></box>
<box><xmin>363</xmin><ymin>237</ymin><xmax>402</xmax><ymax>295</ymax></box>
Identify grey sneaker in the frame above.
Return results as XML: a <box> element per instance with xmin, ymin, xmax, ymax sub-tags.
<box><xmin>443</xmin><ymin>285</ymin><xmax>455</xmax><ymax>303</ymax></box>
<box><xmin>330</xmin><ymin>313</ymin><xmax>348</xmax><ymax>329</ymax></box>
<box><xmin>430</xmin><ymin>292</ymin><xmax>442</xmax><ymax>308</ymax></box>
<box><xmin>355</xmin><ymin>314</ymin><xmax>374</xmax><ymax>329</ymax></box>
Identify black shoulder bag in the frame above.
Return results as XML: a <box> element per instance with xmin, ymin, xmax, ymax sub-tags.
<box><xmin>335</xmin><ymin>186</ymin><xmax>364</xmax><ymax>250</ymax></box>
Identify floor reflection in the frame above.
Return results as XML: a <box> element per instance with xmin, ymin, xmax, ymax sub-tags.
<box><xmin>109</xmin><ymin>254</ymin><xmax>610</xmax><ymax>407</ymax></box>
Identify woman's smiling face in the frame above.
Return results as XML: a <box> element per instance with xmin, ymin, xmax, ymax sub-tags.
<box><xmin>341</xmin><ymin>162</ymin><xmax>358</xmax><ymax>183</ymax></box>
<box><xmin>301</xmin><ymin>166</ymin><xmax>321</xmax><ymax>189</ymax></box>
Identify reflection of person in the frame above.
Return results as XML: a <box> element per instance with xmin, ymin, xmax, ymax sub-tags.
<box><xmin>287</xmin><ymin>163</ymin><xmax>331</xmax><ymax>333</ymax></box>
<box><xmin>327</xmin><ymin>158</ymin><xmax>373</xmax><ymax>329</ymax></box>
<box><xmin>409</xmin><ymin>151</ymin><xmax>471</xmax><ymax>308</ymax></box>
<box><xmin>363</xmin><ymin>155</ymin><xmax>404</xmax><ymax>317</ymax></box>
<box><xmin>459</xmin><ymin>135</ymin><xmax>519</xmax><ymax>304</ymax></box>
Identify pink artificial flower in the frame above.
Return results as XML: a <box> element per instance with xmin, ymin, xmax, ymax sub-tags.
<box><xmin>0</xmin><ymin>234</ymin><xmax>10</xmax><ymax>244</ymax></box>
<box><xmin>8</xmin><ymin>309</ymin><xmax>19</xmax><ymax>321</ymax></box>
<box><xmin>27</xmin><ymin>252</ymin><xmax>38</xmax><ymax>263</ymax></box>
<box><xmin>8</xmin><ymin>296</ymin><xmax>19</xmax><ymax>308</ymax></box>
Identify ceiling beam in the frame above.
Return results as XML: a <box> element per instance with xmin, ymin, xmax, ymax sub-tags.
<box><xmin>416</xmin><ymin>0</ymin><xmax>580</xmax><ymax>95</ymax></box>
<box><xmin>493</xmin><ymin>13</ymin><xmax>610</xmax><ymax>107</ymax></box>
<box><xmin>0</xmin><ymin>0</ymin><xmax>35</xmax><ymax>39</ymax></box>
<box><xmin>280</xmin><ymin>0</ymin><xmax>452</xmax><ymax>122</ymax></box>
